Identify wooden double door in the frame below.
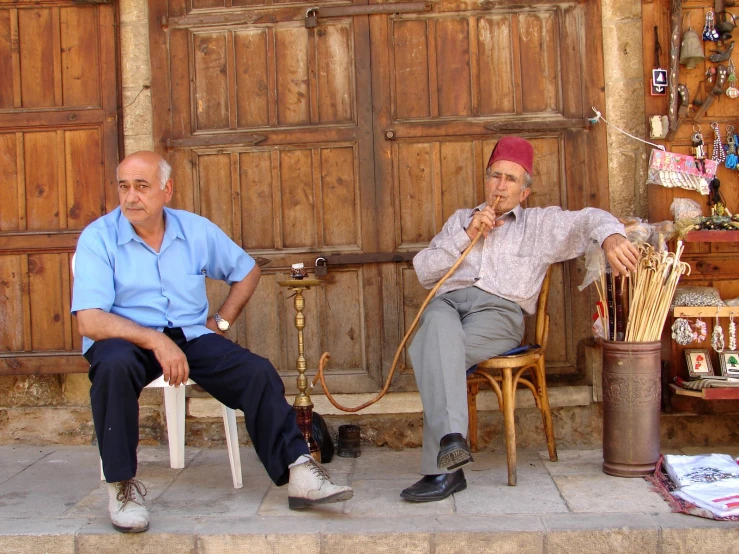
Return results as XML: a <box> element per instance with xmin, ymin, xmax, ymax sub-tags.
<box><xmin>149</xmin><ymin>0</ymin><xmax>609</xmax><ymax>394</ymax></box>
<box><xmin>0</xmin><ymin>1</ymin><xmax>118</xmax><ymax>374</ymax></box>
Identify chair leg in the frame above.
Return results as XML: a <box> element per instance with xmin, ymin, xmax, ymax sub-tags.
<box><xmin>536</xmin><ymin>362</ymin><xmax>558</xmax><ymax>462</ymax></box>
<box><xmin>163</xmin><ymin>385</ymin><xmax>186</xmax><ymax>469</ymax></box>
<box><xmin>501</xmin><ymin>368</ymin><xmax>517</xmax><ymax>486</ymax></box>
<box><xmin>222</xmin><ymin>404</ymin><xmax>243</xmax><ymax>489</ymax></box>
<box><xmin>467</xmin><ymin>382</ymin><xmax>479</xmax><ymax>453</ymax></box>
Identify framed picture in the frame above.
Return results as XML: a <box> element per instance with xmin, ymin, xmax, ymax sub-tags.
<box><xmin>719</xmin><ymin>351</ymin><xmax>739</xmax><ymax>377</ymax></box>
<box><xmin>685</xmin><ymin>349</ymin><xmax>714</xmax><ymax>378</ymax></box>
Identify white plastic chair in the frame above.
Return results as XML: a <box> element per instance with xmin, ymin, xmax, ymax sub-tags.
<box><xmin>71</xmin><ymin>254</ymin><xmax>243</xmax><ymax>488</ymax></box>
<box><xmin>98</xmin><ymin>377</ymin><xmax>243</xmax><ymax>489</ymax></box>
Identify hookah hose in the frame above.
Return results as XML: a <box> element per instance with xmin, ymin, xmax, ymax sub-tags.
<box><xmin>309</xmin><ymin>195</ymin><xmax>501</xmax><ymax>412</ymax></box>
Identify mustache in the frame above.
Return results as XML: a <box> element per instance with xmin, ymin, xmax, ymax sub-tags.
<box><xmin>124</xmin><ymin>204</ymin><xmax>144</xmax><ymax>210</ymax></box>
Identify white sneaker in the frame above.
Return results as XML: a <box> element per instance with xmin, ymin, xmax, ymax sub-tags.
<box><xmin>107</xmin><ymin>479</ymin><xmax>149</xmax><ymax>533</ymax></box>
<box><xmin>287</xmin><ymin>456</ymin><xmax>354</xmax><ymax>509</ymax></box>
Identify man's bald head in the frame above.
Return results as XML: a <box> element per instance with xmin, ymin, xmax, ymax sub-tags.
<box><xmin>117</xmin><ymin>151</ymin><xmax>172</xmax><ymax>190</ymax></box>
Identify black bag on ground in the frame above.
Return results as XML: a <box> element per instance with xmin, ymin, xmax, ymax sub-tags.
<box><xmin>311</xmin><ymin>412</ymin><xmax>334</xmax><ymax>463</ymax></box>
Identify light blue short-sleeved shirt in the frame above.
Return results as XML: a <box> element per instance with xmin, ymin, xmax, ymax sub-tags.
<box><xmin>71</xmin><ymin>207</ymin><xmax>255</xmax><ymax>354</ymax></box>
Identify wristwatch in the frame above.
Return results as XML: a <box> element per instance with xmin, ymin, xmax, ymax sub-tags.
<box><xmin>213</xmin><ymin>312</ymin><xmax>231</xmax><ymax>332</ymax></box>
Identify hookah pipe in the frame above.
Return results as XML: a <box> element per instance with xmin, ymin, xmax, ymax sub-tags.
<box><xmin>310</xmin><ymin>194</ymin><xmax>502</xmax><ymax>412</ymax></box>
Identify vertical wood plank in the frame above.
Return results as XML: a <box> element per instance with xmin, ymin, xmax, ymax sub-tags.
<box><xmin>432</xmin><ymin>142</ymin><xmax>442</xmax><ymax>233</ymax></box>
<box><xmin>435</xmin><ymin>17</ymin><xmax>471</xmax><ymax>117</ymax></box>
<box><xmin>468</xmin><ymin>16</ymin><xmax>479</xmax><ymax>117</ymax></box>
<box><xmin>316</xmin><ymin>22</ymin><xmax>353</xmax><ymax>123</ymax></box>
<box><xmin>197</xmin><ymin>153</ymin><xmax>233</xmax><ymax>237</ymax></box>
<box><xmin>60</xmin><ymin>252</ymin><xmax>73</xmax><ymax>351</ymax></box>
<box><xmin>24</xmin><ymin>131</ymin><xmax>60</xmax><ymax>230</ymax></box>
<box><xmin>518</xmin><ymin>11</ymin><xmax>558</xmax><ymax>113</ymax></box>
<box><xmin>0</xmin><ymin>133</ymin><xmax>20</xmax><ymax>231</ymax></box>
<box><xmin>65</xmin><ymin>128</ymin><xmax>104</xmax><ymax>229</ymax></box>
<box><xmin>320</xmin><ymin>146</ymin><xmax>357</xmax><ymax>247</ymax></box>
<box><xmin>271</xmin><ymin>150</ymin><xmax>282</xmax><ymax>249</ymax></box>
<box><xmin>478</xmin><ymin>15</ymin><xmax>515</xmax><ymax>115</ymax></box>
<box><xmin>311</xmin><ymin>148</ymin><xmax>323</xmax><ymax>247</ymax></box>
<box><xmin>393</xmin><ymin>19</ymin><xmax>430</xmax><ymax>119</ymax></box>
<box><xmin>397</xmin><ymin>142</ymin><xmax>434</xmax><ymax>245</ymax></box>
<box><xmin>0</xmin><ymin>9</ymin><xmax>14</xmax><ymax>109</ymax></box>
<box><xmin>168</xmin><ymin>28</ymin><xmax>192</xmax><ymax>139</ymax></box>
<box><xmin>226</xmin><ymin>30</ymin><xmax>237</xmax><ymax>129</ymax></box>
<box><xmin>51</xmin><ymin>7</ymin><xmax>63</xmax><ymax>107</ymax></box>
<box><xmin>0</xmin><ymin>255</ymin><xmax>25</xmax><ymax>352</ymax></box>
<box><xmin>20</xmin><ymin>255</ymin><xmax>31</xmax><ymax>351</ymax></box>
<box><xmin>16</xmin><ymin>132</ymin><xmax>26</xmax><ymax>230</ymax></box>
<box><xmin>60</xmin><ymin>5</ymin><xmax>100</xmax><ymax>107</ymax></box>
<box><xmin>308</xmin><ymin>26</ymin><xmax>319</xmax><ymax>124</ymax></box>
<box><xmin>440</xmin><ymin>141</ymin><xmax>476</xmax><ymax>222</ymax></box>
<box><xmin>240</xmin><ymin>150</ymin><xmax>275</xmax><ymax>250</ymax></box>
<box><xmin>275</xmin><ymin>26</ymin><xmax>310</xmax><ymax>125</ymax></box>
<box><xmin>18</xmin><ymin>8</ymin><xmax>55</xmax><ymax>108</ymax></box>
<box><xmin>230</xmin><ymin>152</ymin><xmax>242</xmax><ymax>246</ymax></box>
<box><xmin>28</xmin><ymin>254</ymin><xmax>66</xmax><ymax>350</ymax></box>
<box><xmin>279</xmin><ymin>149</ymin><xmax>315</xmax><ymax>248</ymax></box>
<box><xmin>56</xmin><ymin>130</ymin><xmax>67</xmax><ymax>229</ymax></box>
<box><xmin>193</xmin><ymin>31</ymin><xmax>230</xmax><ymax>130</ymax></box>
<box><xmin>234</xmin><ymin>29</ymin><xmax>270</xmax><ymax>128</ymax></box>
<box><xmin>510</xmin><ymin>14</ymin><xmax>523</xmax><ymax>114</ymax></box>
<box><xmin>10</xmin><ymin>8</ymin><xmax>22</xmax><ymax>109</ymax></box>
<box><xmin>427</xmin><ymin>19</ymin><xmax>439</xmax><ymax>119</ymax></box>
<box><xmin>267</xmin><ymin>27</ymin><xmax>278</xmax><ymax>127</ymax></box>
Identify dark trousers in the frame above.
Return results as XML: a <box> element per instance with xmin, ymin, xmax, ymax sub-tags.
<box><xmin>85</xmin><ymin>328</ymin><xmax>309</xmax><ymax>485</ymax></box>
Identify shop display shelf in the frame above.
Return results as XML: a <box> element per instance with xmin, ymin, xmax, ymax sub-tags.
<box><xmin>684</xmin><ymin>230</ymin><xmax>739</xmax><ymax>243</ymax></box>
<box><xmin>669</xmin><ymin>383</ymin><xmax>739</xmax><ymax>400</ymax></box>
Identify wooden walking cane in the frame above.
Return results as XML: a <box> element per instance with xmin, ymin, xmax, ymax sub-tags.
<box><xmin>310</xmin><ymin>195</ymin><xmax>502</xmax><ymax>412</ymax></box>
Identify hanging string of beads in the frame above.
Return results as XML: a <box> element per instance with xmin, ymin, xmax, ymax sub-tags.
<box><xmin>711</xmin><ymin>122</ymin><xmax>726</xmax><ymax>163</ymax></box>
<box><xmin>729</xmin><ymin>313</ymin><xmax>737</xmax><ymax>351</ymax></box>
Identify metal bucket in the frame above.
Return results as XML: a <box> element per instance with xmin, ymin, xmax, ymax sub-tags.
<box><xmin>601</xmin><ymin>340</ymin><xmax>661</xmax><ymax>477</ymax></box>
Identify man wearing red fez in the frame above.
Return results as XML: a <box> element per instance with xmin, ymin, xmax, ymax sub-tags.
<box><xmin>401</xmin><ymin>136</ymin><xmax>639</xmax><ymax>502</ymax></box>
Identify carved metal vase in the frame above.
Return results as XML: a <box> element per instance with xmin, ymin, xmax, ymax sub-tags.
<box><xmin>601</xmin><ymin>341</ymin><xmax>662</xmax><ymax>477</ymax></box>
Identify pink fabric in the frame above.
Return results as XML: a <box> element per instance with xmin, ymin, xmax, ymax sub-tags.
<box><xmin>487</xmin><ymin>136</ymin><xmax>534</xmax><ymax>175</ymax></box>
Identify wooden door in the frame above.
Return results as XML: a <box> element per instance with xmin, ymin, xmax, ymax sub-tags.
<box><xmin>149</xmin><ymin>0</ymin><xmax>382</xmax><ymax>393</ymax></box>
<box><xmin>149</xmin><ymin>0</ymin><xmax>609</xmax><ymax>394</ymax></box>
<box><xmin>0</xmin><ymin>1</ymin><xmax>119</xmax><ymax>374</ymax></box>
<box><xmin>372</xmin><ymin>0</ymin><xmax>610</xmax><ymax>382</ymax></box>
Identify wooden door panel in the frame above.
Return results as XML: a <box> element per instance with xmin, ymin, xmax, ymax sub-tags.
<box><xmin>0</xmin><ymin>2</ymin><xmax>118</xmax><ymax>372</ymax></box>
<box><xmin>151</xmin><ymin>2</ymin><xmax>378</xmax><ymax>391</ymax></box>
<box><xmin>391</xmin><ymin>9</ymin><xmax>561</xmax><ymax>122</ymax></box>
<box><xmin>375</xmin><ymin>1</ymin><xmax>606</xmax><ymax>379</ymax></box>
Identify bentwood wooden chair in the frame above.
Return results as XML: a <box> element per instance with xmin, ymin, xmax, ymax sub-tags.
<box><xmin>466</xmin><ymin>265</ymin><xmax>557</xmax><ymax>486</ymax></box>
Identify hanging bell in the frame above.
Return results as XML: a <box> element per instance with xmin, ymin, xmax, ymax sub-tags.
<box><xmin>680</xmin><ymin>29</ymin><xmax>706</xmax><ymax>69</ymax></box>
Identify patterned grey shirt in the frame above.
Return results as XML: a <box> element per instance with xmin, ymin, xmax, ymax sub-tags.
<box><xmin>413</xmin><ymin>203</ymin><xmax>625</xmax><ymax>314</ymax></box>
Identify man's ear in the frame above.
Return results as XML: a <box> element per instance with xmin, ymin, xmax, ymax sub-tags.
<box><xmin>163</xmin><ymin>179</ymin><xmax>174</xmax><ymax>203</ymax></box>
<box><xmin>519</xmin><ymin>187</ymin><xmax>531</xmax><ymax>203</ymax></box>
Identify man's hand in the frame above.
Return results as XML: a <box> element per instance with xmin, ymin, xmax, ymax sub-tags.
<box><xmin>151</xmin><ymin>334</ymin><xmax>190</xmax><ymax>387</ymax></box>
<box><xmin>602</xmin><ymin>234</ymin><xmax>639</xmax><ymax>277</ymax></box>
<box><xmin>466</xmin><ymin>206</ymin><xmax>504</xmax><ymax>240</ymax></box>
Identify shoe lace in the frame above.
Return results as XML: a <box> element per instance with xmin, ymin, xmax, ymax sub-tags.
<box><xmin>116</xmin><ymin>478</ymin><xmax>147</xmax><ymax>508</ymax></box>
<box><xmin>306</xmin><ymin>458</ymin><xmax>331</xmax><ymax>482</ymax></box>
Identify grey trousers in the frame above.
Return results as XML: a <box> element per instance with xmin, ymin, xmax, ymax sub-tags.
<box><xmin>408</xmin><ymin>286</ymin><xmax>524</xmax><ymax>475</ymax></box>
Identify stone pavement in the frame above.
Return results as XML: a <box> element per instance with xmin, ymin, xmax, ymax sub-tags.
<box><xmin>0</xmin><ymin>444</ymin><xmax>737</xmax><ymax>553</ymax></box>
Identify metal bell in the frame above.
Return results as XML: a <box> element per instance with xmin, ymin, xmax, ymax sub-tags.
<box><xmin>680</xmin><ymin>29</ymin><xmax>706</xmax><ymax>69</ymax></box>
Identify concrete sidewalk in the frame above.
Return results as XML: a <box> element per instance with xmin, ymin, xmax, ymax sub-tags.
<box><xmin>0</xmin><ymin>444</ymin><xmax>737</xmax><ymax>553</ymax></box>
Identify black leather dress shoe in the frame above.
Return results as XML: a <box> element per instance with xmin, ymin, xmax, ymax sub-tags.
<box><xmin>400</xmin><ymin>469</ymin><xmax>467</xmax><ymax>502</ymax></box>
<box><xmin>437</xmin><ymin>433</ymin><xmax>473</xmax><ymax>471</ymax></box>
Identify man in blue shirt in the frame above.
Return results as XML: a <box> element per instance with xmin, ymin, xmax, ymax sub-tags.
<box><xmin>72</xmin><ymin>151</ymin><xmax>352</xmax><ymax>533</ymax></box>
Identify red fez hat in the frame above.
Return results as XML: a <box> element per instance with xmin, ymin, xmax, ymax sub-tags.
<box><xmin>486</xmin><ymin>136</ymin><xmax>534</xmax><ymax>175</ymax></box>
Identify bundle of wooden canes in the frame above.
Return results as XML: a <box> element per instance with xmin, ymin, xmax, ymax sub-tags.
<box><xmin>594</xmin><ymin>241</ymin><xmax>691</xmax><ymax>342</ymax></box>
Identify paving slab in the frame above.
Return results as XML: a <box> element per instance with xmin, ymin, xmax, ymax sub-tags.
<box><xmin>552</xmin><ymin>473</ymin><xmax>671</xmax><ymax>514</ymax></box>
<box><xmin>0</xmin><ymin>444</ymin><xmax>736</xmax><ymax>553</ymax></box>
